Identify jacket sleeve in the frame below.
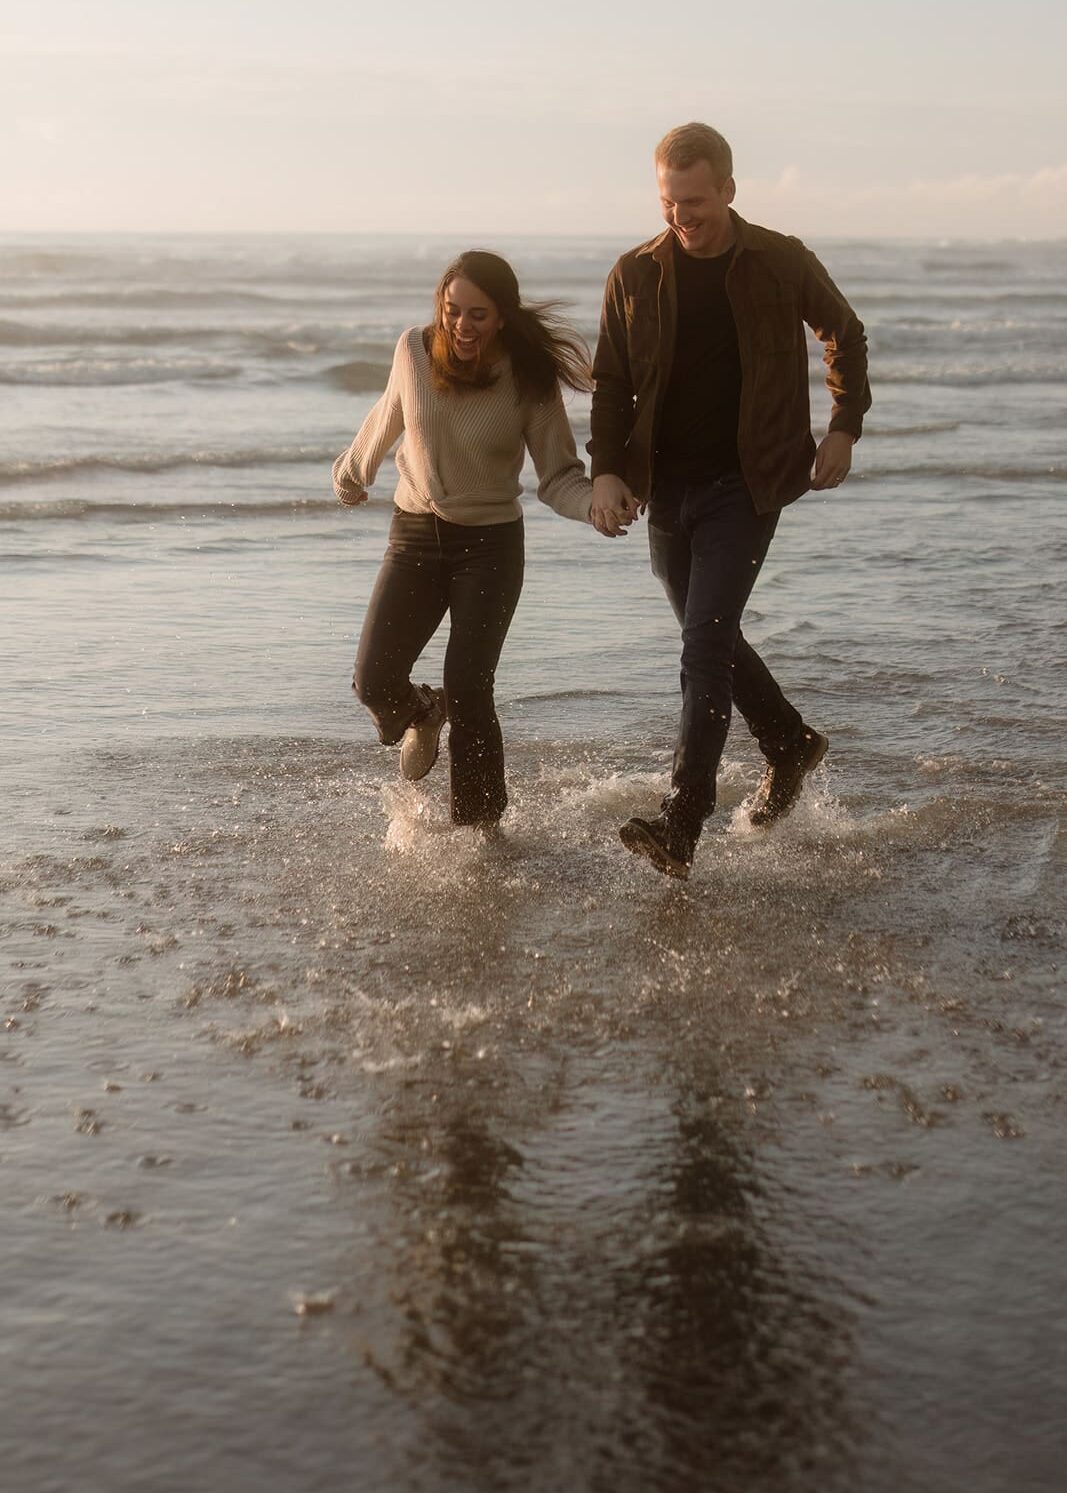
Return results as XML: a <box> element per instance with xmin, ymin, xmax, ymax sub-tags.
<box><xmin>331</xmin><ymin>333</ymin><xmax>407</xmax><ymax>498</ymax></box>
<box><xmin>524</xmin><ymin>386</ymin><xmax>593</xmax><ymax>523</ymax></box>
<box><xmin>800</xmin><ymin>250</ymin><xmax>872</xmax><ymax>440</ymax></box>
<box><xmin>587</xmin><ymin>260</ymin><xmax>635</xmax><ymax>479</ymax></box>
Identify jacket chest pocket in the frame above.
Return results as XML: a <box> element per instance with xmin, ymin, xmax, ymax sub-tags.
<box><xmin>624</xmin><ymin>293</ymin><xmax>659</xmax><ymax>366</ymax></box>
<box><xmin>748</xmin><ymin>287</ymin><xmax>801</xmax><ymax>356</ymax></box>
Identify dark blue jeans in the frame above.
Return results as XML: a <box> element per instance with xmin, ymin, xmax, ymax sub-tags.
<box><xmin>648</xmin><ymin>471</ymin><xmax>804</xmax><ymax>825</ymax></box>
<box><xmin>354</xmin><ymin>509</ymin><xmax>524</xmax><ymax>824</ymax></box>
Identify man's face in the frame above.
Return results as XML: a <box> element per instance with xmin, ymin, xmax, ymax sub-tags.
<box><xmin>657</xmin><ymin>160</ymin><xmax>736</xmax><ymax>258</ymax></box>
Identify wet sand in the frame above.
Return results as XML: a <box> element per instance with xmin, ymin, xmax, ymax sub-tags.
<box><xmin>3</xmin><ymin>714</ymin><xmax>1064</xmax><ymax>1492</ymax></box>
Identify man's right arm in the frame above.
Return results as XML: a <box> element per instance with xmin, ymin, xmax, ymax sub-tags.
<box><xmin>588</xmin><ymin>261</ymin><xmax>641</xmax><ymax>534</ymax></box>
<box><xmin>588</xmin><ymin>262</ymin><xmax>636</xmax><ymax>483</ymax></box>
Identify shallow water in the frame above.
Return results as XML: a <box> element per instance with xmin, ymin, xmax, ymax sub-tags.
<box><xmin>2</xmin><ymin>235</ymin><xmax>1066</xmax><ymax>1491</ymax></box>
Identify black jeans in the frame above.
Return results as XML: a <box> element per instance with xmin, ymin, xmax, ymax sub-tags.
<box><xmin>354</xmin><ymin>509</ymin><xmax>524</xmax><ymax>824</ymax></box>
<box><xmin>648</xmin><ymin>471</ymin><xmax>804</xmax><ymax>825</ymax></box>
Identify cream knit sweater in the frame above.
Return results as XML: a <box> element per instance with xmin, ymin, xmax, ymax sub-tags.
<box><xmin>332</xmin><ymin>328</ymin><xmax>593</xmax><ymax>526</ymax></box>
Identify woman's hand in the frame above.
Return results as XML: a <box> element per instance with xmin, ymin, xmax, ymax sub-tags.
<box><xmin>591</xmin><ymin>474</ymin><xmax>641</xmax><ymax>537</ymax></box>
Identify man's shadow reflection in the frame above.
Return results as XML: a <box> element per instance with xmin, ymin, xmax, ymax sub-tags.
<box><xmin>606</xmin><ymin>1085</ymin><xmax>853</xmax><ymax>1490</ymax></box>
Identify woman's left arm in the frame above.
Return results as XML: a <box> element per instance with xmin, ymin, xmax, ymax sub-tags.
<box><xmin>524</xmin><ymin>387</ymin><xmax>594</xmax><ymax>523</ymax></box>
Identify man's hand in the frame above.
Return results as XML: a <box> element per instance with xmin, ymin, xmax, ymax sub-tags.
<box><xmin>335</xmin><ymin>483</ymin><xmax>368</xmax><ymax>507</ymax></box>
<box><xmin>810</xmin><ymin>431</ymin><xmax>855</xmax><ymax>491</ymax></box>
<box><xmin>591</xmin><ymin>474</ymin><xmax>641</xmax><ymax>537</ymax></box>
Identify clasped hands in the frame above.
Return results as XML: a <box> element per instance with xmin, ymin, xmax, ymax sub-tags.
<box><xmin>591</xmin><ymin>475</ymin><xmax>642</xmax><ymax>537</ymax></box>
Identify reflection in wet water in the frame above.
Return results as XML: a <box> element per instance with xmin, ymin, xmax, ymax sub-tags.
<box><xmin>613</xmin><ymin>1096</ymin><xmax>847</xmax><ymax>1490</ymax></box>
<box><xmin>2</xmin><ymin>732</ymin><xmax>1063</xmax><ymax>1492</ymax></box>
<box><xmin>326</xmin><ymin>1016</ymin><xmax>855</xmax><ymax>1493</ymax></box>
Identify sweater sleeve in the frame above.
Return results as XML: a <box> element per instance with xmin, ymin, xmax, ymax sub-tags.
<box><xmin>331</xmin><ymin>332</ymin><xmax>408</xmax><ymax>498</ymax></box>
<box><xmin>523</xmin><ymin>386</ymin><xmax>593</xmax><ymax>523</ymax></box>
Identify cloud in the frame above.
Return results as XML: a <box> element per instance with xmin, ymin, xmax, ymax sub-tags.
<box><xmin>742</xmin><ymin>164</ymin><xmax>1067</xmax><ymax>238</ymax></box>
<box><xmin>1020</xmin><ymin>164</ymin><xmax>1067</xmax><ymax>199</ymax></box>
<box><xmin>13</xmin><ymin>116</ymin><xmax>65</xmax><ymax>144</ymax></box>
<box><xmin>891</xmin><ymin>168</ymin><xmax>1067</xmax><ymax>206</ymax></box>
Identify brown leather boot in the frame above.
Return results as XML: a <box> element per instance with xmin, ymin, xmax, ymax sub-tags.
<box><xmin>619</xmin><ymin>812</ymin><xmax>700</xmax><ymax>879</ymax></box>
<box><xmin>748</xmin><ymin>729</ymin><xmax>829</xmax><ymax>827</ymax></box>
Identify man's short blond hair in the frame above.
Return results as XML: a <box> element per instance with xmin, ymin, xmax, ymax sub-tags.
<box><xmin>655</xmin><ymin>123</ymin><xmax>733</xmax><ymax>184</ymax></box>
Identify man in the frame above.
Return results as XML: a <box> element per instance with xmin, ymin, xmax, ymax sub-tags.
<box><xmin>589</xmin><ymin>121</ymin><xmax>871</xmax><ymax>879</ymax></box>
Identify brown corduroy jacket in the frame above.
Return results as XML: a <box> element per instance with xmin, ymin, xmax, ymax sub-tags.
<box><xmin>588</xmin><ymin>212</ymin><xmax>872</xmax><ymax>513</ymax></box>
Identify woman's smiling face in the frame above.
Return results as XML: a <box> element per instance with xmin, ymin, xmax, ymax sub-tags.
<box><xmin>441</xmin><ymin>276</ymin><xmax>504</xmax><ymax>361</ymax></box>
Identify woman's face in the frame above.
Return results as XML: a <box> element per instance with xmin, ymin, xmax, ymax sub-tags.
<box><xmin>441</xmin><ymin>276</ymin><xmax>504</xmax><ymax>361</ymax></box>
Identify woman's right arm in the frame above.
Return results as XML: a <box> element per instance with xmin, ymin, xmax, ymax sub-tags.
<box><xmin>332</xmin><ymin>334</ymin><xmax>409</xmax><ymax>504</ymax></box>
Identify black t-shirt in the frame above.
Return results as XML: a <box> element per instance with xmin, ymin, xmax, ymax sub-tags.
<box><xmin>655</xmin><ymin>238</ymin><xmax>741</xmax><ymax>480</ymax></box>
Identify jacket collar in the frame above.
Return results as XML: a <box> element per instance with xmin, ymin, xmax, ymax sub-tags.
<box><xmin>637</xmin><ymin>209</ymin><xmax>752</xmax><ymax>263</ymax></box>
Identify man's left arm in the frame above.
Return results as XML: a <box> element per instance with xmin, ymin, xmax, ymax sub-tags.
<box><xmin>800</xmin><ymin>248</ymin><xmax>872</xmax><ymax>490</ymax></box>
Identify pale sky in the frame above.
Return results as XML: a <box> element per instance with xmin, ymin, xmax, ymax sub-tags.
<box><xmin>2</xmin><ymin>0</ymin><xmax>1065</xmax><ymax>239</ymax></box>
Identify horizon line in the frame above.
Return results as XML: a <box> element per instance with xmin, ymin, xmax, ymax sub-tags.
<box><xmin>2</xmin><ymin>228</ymin><xmax>1066</xmax><ymax>246</ymax></box>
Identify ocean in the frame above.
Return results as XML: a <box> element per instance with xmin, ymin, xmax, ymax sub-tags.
<box><xmin>1</xmin><ymin>232</ymin><xmax>1065</xmax><ymax>1492</ymax></box>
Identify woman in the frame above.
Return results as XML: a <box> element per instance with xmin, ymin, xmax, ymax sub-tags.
<box><xmin>333</xmin><ymin>250</ymin><xmax>601</xmax><ymax>828</ymax></box>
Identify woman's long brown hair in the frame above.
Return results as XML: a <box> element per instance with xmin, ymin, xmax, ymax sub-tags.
<box><xmin>426</xmin><ymin>250</ymin><xmax>592</xmax><ymax>400</ymax></box>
